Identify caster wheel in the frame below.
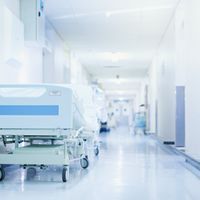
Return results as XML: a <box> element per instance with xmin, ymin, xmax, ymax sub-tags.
<box><xmin>94</xmin><ymin>147</ymin><xmax>99</xmax><ymax>156</ymax></box>
<box><xmin>80</xmin><ymin>157</ymin><xmax>89</xmax><ymax>169</ymax></box>
<box><xmin>62</xmin><ymin>167</ymin><xmax>69</xmax><ymax>182</ymax></box>
<box><xmin>27</xmin><ymin>167</ymin><xmax>37</xmax><ymax>179</ymax></box>
<box><xmin>0</xmin><ymin>167</ymin><xmax>5</xmax><ymax>181</ymax></box>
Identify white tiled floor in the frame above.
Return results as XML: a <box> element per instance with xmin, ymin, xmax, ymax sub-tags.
<box><xmin>1</xmin><ymin>126</ymin><xmax>200</xmax><ymax>200</ymax></box>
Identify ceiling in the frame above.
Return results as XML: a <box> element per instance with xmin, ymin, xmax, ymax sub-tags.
<box><xmin>45</xmin><ymin>0</ymin><xmax>179</xmax><ymax>98</ymax></box>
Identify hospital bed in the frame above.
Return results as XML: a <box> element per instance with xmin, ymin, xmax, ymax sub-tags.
<box><xmin>67</xmin><ymin>84</ymin><xmax>100</xmax><ymax>156</ymax></box>
<box><xmin>0</xmin><ymin>84</ymin><xmax>91</xmax><ymax>182</ymax></box>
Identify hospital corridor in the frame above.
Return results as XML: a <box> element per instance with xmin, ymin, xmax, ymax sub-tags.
<box><xmin>1</xmin><ymin>0</ymin><xmax>200</xmax><ymax>200</ymax></box>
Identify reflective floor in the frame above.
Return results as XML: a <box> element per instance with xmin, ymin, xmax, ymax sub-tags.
<box><xmin>1</xmin><ymin>126</ymin><xmax>200</xmax><ymax>200</ymax></box>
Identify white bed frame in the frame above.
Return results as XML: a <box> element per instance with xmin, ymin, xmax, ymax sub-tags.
<box><xmin>0</xmin><ymin>84</ymin><xmax>89</xmax><ymax>182</ymax></box>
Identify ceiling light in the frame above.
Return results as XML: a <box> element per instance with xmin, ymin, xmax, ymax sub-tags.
<box><xmin>101</xmin><ymin>52</ymin><xmax>130</xmax><ymax>62</ymax></box>
<box><xmin>104</xmin><ymin>66</ymin><xmax>121</xmax><ymax>69</ymax></box>
<box><xmin>117</xmin><ymin>91</ymin><xmax>123</xmax><ymax>95</ymax></box>
<box><xmin>105</xmin><ymin>12</ymin><xmax>112</xmax><ymax>18</ymax></box>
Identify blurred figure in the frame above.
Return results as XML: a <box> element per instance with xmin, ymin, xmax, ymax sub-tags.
<box><xmin>134</xmin><ymin>104</ymin><xmax>146</xmax><ymax>135</ymax></box>
<box><xmin>99</xmin><ymin>108</ymin><xmax>110</xmax><ymax>133</ymax></box>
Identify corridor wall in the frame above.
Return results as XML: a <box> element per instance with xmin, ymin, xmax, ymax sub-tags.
<box><xmin>0</xmin><ymin>0</ymin><xmax>90</xmax><ymax>85</ymax></box>
<box><xmin>149</xmin><ymin>0</ymin><xmax>200</xmax><ymax>160</ymax></box>
<box><xmin>149</xmin><ymin>18</ymin><xmax>176</xmax><ymax>143</ymax></box>
<box><xmin>183</xmin><ymin>0</ymin><xmax>200</xmax><ymax>159</ymax></box>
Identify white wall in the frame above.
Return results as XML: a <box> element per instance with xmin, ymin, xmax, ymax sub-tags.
<box><xmin>168</xmin><ymin>0</ymin><xmax>200</xmax><ymax>159</ymax></box>
<box><xmin>45</xmin><ymin>21</ymin><xmax>70</xmax><ymax>83</ymax></box>
<box><xmin>0</xmin><ymin>2</ymin><xmax>90</xmax><ymax>85</ymax></box>
<box><xmin>149</xmin><ymin>0</ymin><xmax>200</xmax><ymax>158</ymax></box>
<box><xmin>148</xmin><ymin>61</ymin><xmax>157</xmax><ymax>134</ymax></box>
<box><xmin>19</xmin><ymin>46</ymin><xmax>43</xmax><ymax>83</ymax></box>
<box><xmin>0</xmin><ymin>45</ymin><xmax>44</xmax><ymax>84</ymax></box>
<box><xmin>149</xmin><ymin>20</ymin><xmax>176</xmax><ymax>142</ymax></box>
<box><xmin>0</xmin><ymin>0</ymin><xmax>43</xmax><ymax>83</ymax></box>
<box><xmin>175</xmin><ymin>1</ymin><xmax>187</xmax><ymax>86</ymax></box>
<box><xmin>3</xmin><ymin>0</ymin><xmax>20</xmax><ymax>18</ymax></box>
<box><xmin>183</xmin><ymin>0</ymin><xmax>200</xmax><ymax>159</ymax></box>
<box><xmin>70</xmin><ymin>52</ymin><xmax>91</xmax><ymax>84</ymax></box>
<box><xmin>153</xmin><ymin>0</ymin><xmax>200</xmax><ymax>157</ymax></box>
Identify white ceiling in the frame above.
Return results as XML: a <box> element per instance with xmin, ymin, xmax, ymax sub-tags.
<box><xmin>46</xmin><ymin>0</ymin><xmax>179</xmax><ymax>97</ymax></box>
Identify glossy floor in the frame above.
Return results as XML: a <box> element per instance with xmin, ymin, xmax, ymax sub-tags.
<box><xmin>1</xmin><ymin>127</ymin><xmax>200</xmax><ymax>200</ymax></box>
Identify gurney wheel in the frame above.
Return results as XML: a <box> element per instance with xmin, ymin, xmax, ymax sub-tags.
<box><xmin>62</xmin><ymin>167</ymin><xmax>69</xmax><ymax>183</ymax></box>
<box><xmin>94</xmin><ymin>147</ymin><xmax>99</xmax><ymax>156</ymax></box>
<box><xmin>0</xmin><ymin>167</ymin><xmax>5</xmax><ymax>181</ymax></box>
<box><xmin>80</xmin><ymin>157</ymin><xmax>89</xmax><ymax>169</ymax></box>
<box><xmin>27</xmin><ymin>167</ymin><xmax>37</xmax><ymax>178</ymax></box>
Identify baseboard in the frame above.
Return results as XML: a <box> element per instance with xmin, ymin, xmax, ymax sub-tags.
<box><xmin>150</xmin><ymin>134</ymin><xmax>200</xmax><ymax>172</ymax></box>
<box><xmin>163</xmin><ymin>141</ymin><xmax>175</xmax><ymax>145</ymax></box>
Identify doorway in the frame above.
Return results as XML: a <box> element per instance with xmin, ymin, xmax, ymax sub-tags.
<box><xmin>176</xmin><ymin>86</ymin><xmax>185</xmax><ymax>147</ymax></box>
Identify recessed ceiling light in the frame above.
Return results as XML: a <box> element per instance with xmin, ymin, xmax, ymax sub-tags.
<box><xmin>105</xmin><ymin>12</ymin><xmax>112</xmax><ymax>18</ymax></box>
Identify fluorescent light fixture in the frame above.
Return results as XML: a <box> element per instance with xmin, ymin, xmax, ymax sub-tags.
<box><xmin>105</xmin><ymin>90</ymin><xmax>138</xmax><ymax>96</ymax></box>
<box><xmin>100</xmin><ymin>52</ymin><xmax>130</xmax><ymax>62</ymax></box>
<box><xmin>54</xmin><ymin>5</ymin><xmax>173</xmax><ymax>20</ymax></box>
<box><xmin>98</xmin><ymin>78</ymin><xmax>144</xmax><ymax>83</ymax></box>
<box><xmin>104</xmin><ymin>5</ymin><xmax>173</xmax><ymax>17</ymax></box>
<box><xmin>104</xmin><ymin>66</ymin><xmax>121</xmax><ymax>69</ymax></box>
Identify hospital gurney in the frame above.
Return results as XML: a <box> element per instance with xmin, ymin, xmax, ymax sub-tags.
<box><xmin>0</xmin><ymin>84</ymin><xmax>91</xmax><ymax>182</ymax></box>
